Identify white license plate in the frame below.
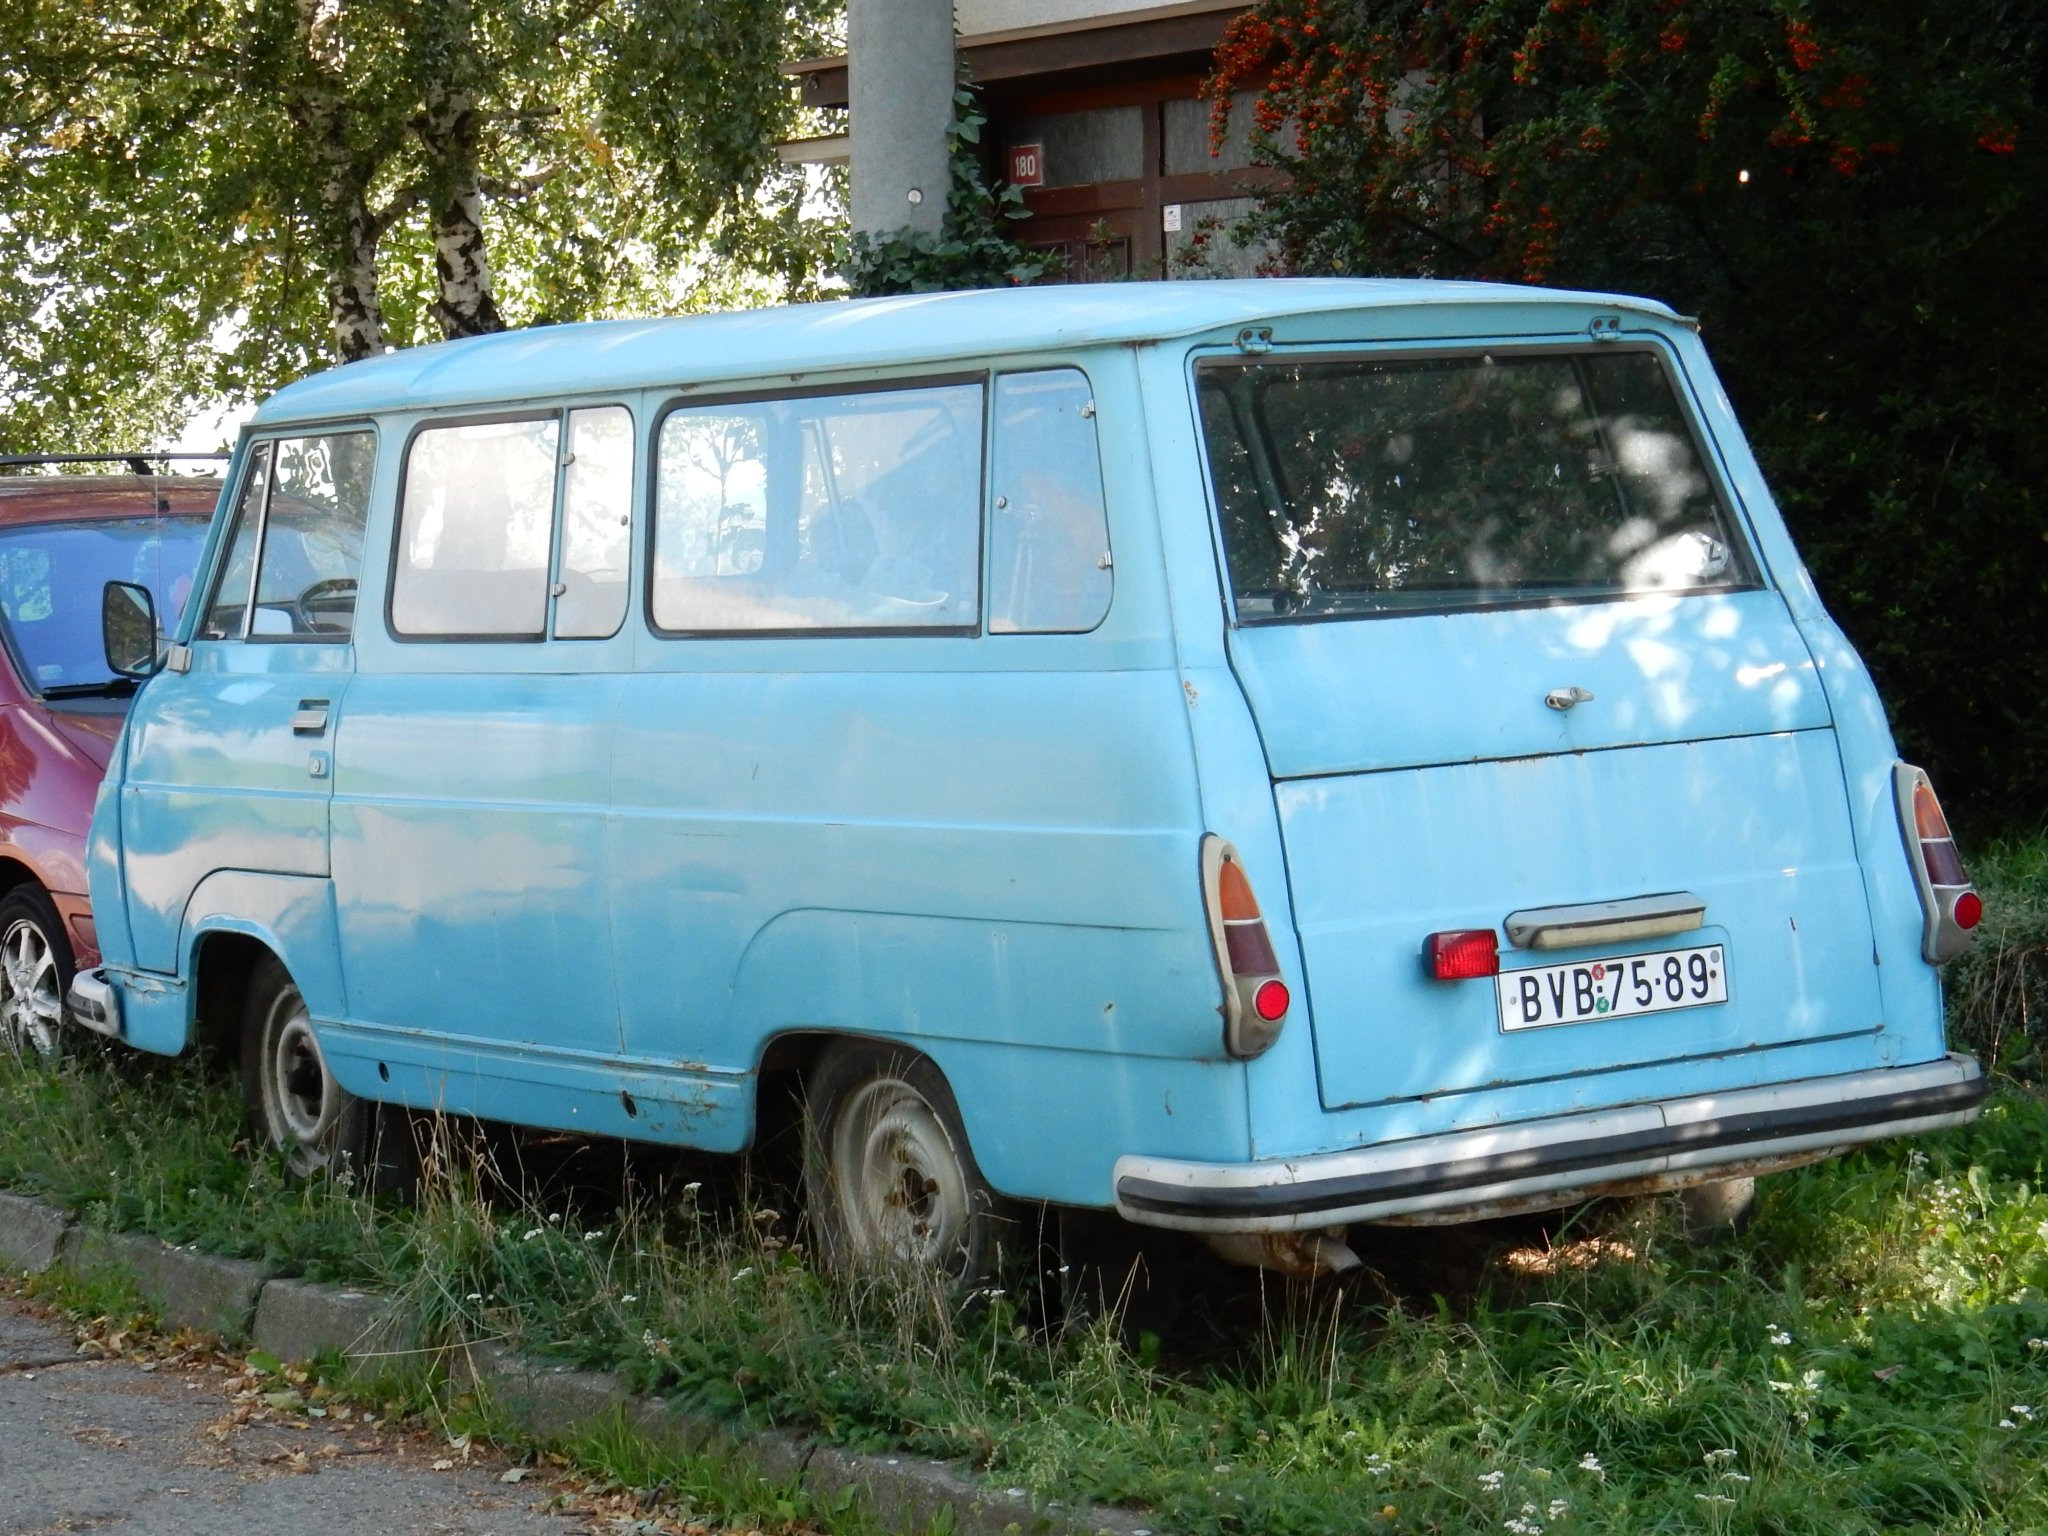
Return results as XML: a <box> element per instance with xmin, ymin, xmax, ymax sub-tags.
<box><xmin>1496</xmin><ymin>943</ymin><xmax>1727</xmax><ymax>1032</ymax></box>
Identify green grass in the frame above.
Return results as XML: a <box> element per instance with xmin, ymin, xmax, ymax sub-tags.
<box><xmin>16</xmin><ymin>1062</ymin><xmax>2043</xmax><ymax>1536</ymax></box>
<box><xmin>3</xmin><ymin>838</ymin><xmax>2045</xmax><ymax>1535</ymax></box>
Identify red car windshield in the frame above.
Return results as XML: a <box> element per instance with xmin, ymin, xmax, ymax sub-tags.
<box><xmin>0</xmin><ymin>516</ymin><xmax>212</xmax><ymax>696</ymax></box>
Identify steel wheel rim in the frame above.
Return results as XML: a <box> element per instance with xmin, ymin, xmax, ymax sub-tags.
<box><xmin>266</xmin><ymin>997</ymin><xmax>338</xmax><ymax>1174</ymax></box>
<box><xmin>0</xmin><ymin>915</ymin><xmax>64</xmax><ymax>1061</ymax></box>
<box><xmin>831</xmin><ymin>1077</ymin><xmax>971</xmax><ymax>1269</ymax></box>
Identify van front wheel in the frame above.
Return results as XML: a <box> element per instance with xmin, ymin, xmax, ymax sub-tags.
<box><xmin>240</xmin><ymin>956</ymin><xmax>371</xmax><ymax>1183</ymax></box>
<box><xmin>803</xmin><ymin>1041</ymin><xmax>1013</xmax><ymax>1282</ymax></box>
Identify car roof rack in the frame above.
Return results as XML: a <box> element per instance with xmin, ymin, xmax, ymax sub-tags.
<box><xmin>0</xmin><ymin>452</ymin><xmax>230</xmax><ymax>475</ymax></box>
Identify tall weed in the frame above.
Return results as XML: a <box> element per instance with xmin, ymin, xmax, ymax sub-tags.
<box><xmin>1945</xmin><ymin>829</ymin><xmax>2048</xmax><ymax>1080</ymax></box>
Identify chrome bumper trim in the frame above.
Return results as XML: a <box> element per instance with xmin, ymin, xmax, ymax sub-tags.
<box><xmin>1113</xmin><ymin>1054</ymin><xmax>1985</xmax><ymax>1232</ymax></box>
<box><xmin>65</xmin><ymin>968</ymin><xmax>124</xmax><ymax>1040</ymax></box>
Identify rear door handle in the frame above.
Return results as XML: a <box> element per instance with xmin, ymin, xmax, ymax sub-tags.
<box><xmin>292</xmin><ymin>700</ymin><xmax>331</xmax><ymax>735</ymax></box>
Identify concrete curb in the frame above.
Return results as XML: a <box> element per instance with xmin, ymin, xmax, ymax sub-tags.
<box><xmin>71</xmin><ymin>1228</ymin><xmax>270</xmax><ymax>1342</ymax></box>
<box><xmin>0</xmin><ymin>1191</ymin><xmax>75</xmax><ymax>1274</ymax></box>
<box><xmin>252</xmin><ymin>1278</ymin><xmax>416</xmax><ymax>1379</ymax></box>
<box><xmin>1</xmin><ymin>1189</ymin><xmax>1155</xmax><ymax>1536</ymax></box>
<box><xmin>456</xmin><ymin>1341</ymin><xmax>1152</xmax><ymax>1536</ymax></box>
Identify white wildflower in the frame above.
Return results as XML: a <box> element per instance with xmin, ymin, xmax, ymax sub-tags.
<box><xmin>620</xmin><ymin>1293</ymin><xmax>638</xmax><ymax>1303</ymax></box>
<box><xmin>1722</xmin><ymin>1472</ymin><xmax>1752</xmax><ymax>1484</ymax></box>
<box><xmin>1703</xmin><ymin>1448</ymin><xmax>1738</xmax><ymax>1465</ymax></box>
<box><xmin>1767</xmin><ymin>1326</ymin><xmax>1793</xmax><ymax>1347</ymax></box>
<box><xmin>549</xmin><ymin>1212</ymin><xmax>562</xmax><ymax>1223</ymax></box>
<box><xmin>1477</xmin><ymin>1470</ymin><xmax>1507</xmax><ymax>1492</ymax></box>
<box><xmin>1577</xmin><ymin>1453</ymin><xmax>1604</xmax><ymax>1479</ymax></box>
<box><xmin>1548</xmin><ymin>1500</ymin><xmax>1568</xmax><ymax>1520</ymax></box>
<box><xmin>1999</xmin><ymin>1418</ymin><xmax>2017</xmax><ymax>1431</ymax></box>
<box><xmin>521</xmin><ymin>1228</ymin><xmax>542</xmax><ymax>1241</ymax></box>
<box><xmin>1696</xmin><ymin>1493</ymin><xmax>1736</xmax><ymax>1507</ymax></box>
<box><xmin>583</xmin><ymin>1230</ymin><xmax>605</xmax><ymax>1242</ymax></box>
<box><xmin>732</xmin><ymin>1266</ymin><xmax>754</xmax><ymax>1280</ymax></box>
<box><xmin>2027</xmin><ymin>1338</ymin><xmax>2048</xmax><ymax>1354</ymax></box>
<box><xmin>2011</xmin><ymin>1405</ymin><xmax>2036</xmax><ymax>1421</ymax></box>
<box><xmin>465</xmin><ymin>1292</ymin><xmax>483</xmax><ymax>1302</ymax></box>
<box><xmin>1503</xmin><ymin>1520</ymin><xmax>1542</xmax><ymax>1536</ymax></box>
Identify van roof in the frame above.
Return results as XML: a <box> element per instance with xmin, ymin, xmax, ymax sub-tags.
<box><xmin>252</xmin><ymin>278</ymin><xmax>1683</xmax><ymax>427</ymax></box>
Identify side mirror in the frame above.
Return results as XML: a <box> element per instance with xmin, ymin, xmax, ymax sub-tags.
<box><xmin>103</xmin><ymin>580</ymin><xmax>161</xmax><ymax>679</ymax></box>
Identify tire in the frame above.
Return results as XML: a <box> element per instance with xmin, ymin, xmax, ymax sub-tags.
<box><xmin>0</xmin><ymin>886</ymin><xmax>75</xmax><ymax>1062</ymax></box>
<box><xmin>802</xmin><ymin>1040</ymin><xmax>1016</xmax><ymax>1283</ymax></box>
<box><xmin>240</xmin><ymin>954</ymin><xmax>398</xmax><ymax>1187</ymax></box>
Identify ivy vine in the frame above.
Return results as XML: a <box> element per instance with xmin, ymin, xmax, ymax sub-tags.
<box><xmin>841</xmin><ymin>87</ymin><xmax>1058</xmax><ymax>295</ymax></box>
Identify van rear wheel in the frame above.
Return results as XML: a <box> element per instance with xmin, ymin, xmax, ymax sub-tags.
<box><xmin>241</xmin><ymin>955</ymin><xmax>376</xmax><ymax>1184</ymax></box>
<box><xmin>802</xmin><ymin>1041</ymin><xmax>1014</xmax><ymax>1283</ymax></box>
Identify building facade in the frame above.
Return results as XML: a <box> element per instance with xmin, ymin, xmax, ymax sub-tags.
<box><xmin>789</xmin><ymin>0</ymin><xmax>1275</xmax><ymax>279</ymax></box>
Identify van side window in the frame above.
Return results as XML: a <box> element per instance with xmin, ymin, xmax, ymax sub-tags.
<box><xmin>393</xmin><ymin>418</ymin><xmax>559</xmax><ymax>638</ymax></box>
<box><xmin>200</xmin><ymin>433</ymin><xmax>373</xmax><ymax>641</ymax></box>
<box><xmin>652</xmin><ymin>382</ymin><xmax>982</xmax><ymax>633</ymax></box>
<box><xmin>989</xmin><ymin>370</ymin><xmax>1112</xmax><ymax>633</ymax></box>
<box><xmin>555</xmin><ymin>406</ymin><xmax>634</xmax><ymax>639</ymax></box>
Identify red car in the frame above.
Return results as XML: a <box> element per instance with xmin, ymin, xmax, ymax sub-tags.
<box><xmin>0</xmin><ymin>456</ymin><xmax>221</xmax><ymax>1058</ymax></box>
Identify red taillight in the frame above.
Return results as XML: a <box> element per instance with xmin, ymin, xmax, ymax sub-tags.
<box><xmin>1201</xmin><ymin>835</ymin><xmax>1290</xmax><ymax>1059</ymax></box>
<box><xmin>1424</xmin><ymin>929</ymin><xmax>1501</xmax><ymax>980</ymax></box>
<box><xmin>1893</xmin><ymin>764</ymin><xmax>1978</xmax><ymax>965</ymax></box>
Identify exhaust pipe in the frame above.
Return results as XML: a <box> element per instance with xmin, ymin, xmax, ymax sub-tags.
<box><xmin>1204</xmin><ymin>1229</ymin><xmax>1362</xmax><ymax>1278</ymax></box>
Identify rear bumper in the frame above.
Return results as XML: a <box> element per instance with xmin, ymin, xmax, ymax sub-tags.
<box><xmin>1113</xmin><ymin>1053</ymin><xmax>1986</xmax><ymax>1232</ymax></box>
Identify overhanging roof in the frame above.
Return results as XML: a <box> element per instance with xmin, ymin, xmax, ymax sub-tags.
<box><xmin>785</xmin><ymin>0</ymin><xmax>1244</xmax><ymax>110</ymax></box>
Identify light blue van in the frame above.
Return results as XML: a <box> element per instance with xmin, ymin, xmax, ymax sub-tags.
<box><xmin>75</xmin><ymin>280</ymin><xmax>1985</xmax><ymax>1276</ymax></box>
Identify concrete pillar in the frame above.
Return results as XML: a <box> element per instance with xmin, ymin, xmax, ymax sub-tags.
<box><xmin>847</xmin><ymin>0</ymin><xmax>956</xmax><ymax>237</ymax></box>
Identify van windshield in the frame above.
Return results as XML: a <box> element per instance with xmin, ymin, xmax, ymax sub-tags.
<box><xmin>1197</xmin><ymin>348</ymin><xmax>1758</xmax><ymax>620</ymax></box>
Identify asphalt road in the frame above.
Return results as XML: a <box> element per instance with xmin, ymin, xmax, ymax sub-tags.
<box><xmin>0</xmin><ymin>1287</ymin><xmax>588</xmax><ymax>1536</ymax></box>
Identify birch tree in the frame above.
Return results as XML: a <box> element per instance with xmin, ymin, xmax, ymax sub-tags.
<box><xmin>0</xmin><ymin>0</ymin><xmax>835</xmax><ymax>445</ymax></box>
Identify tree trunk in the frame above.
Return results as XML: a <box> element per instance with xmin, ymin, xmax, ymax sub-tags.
<box><xmin>419</xmin><ymin>41</ymin><xmax>504</xmax><ymax>340</ymax></box>
<box><xmin>430</xmin><ymin>176</ymin><xmax>504</xmax><ymax>339</ymax></box>
<box><xmin>297</xmin><ymin>0</ymin><xmax>386</xmax><ymax>362</ymax></box>
<box><xmin>326</xmin><ymin>172</ymin><xmax>387</xmax><ymax>362</ymax></box>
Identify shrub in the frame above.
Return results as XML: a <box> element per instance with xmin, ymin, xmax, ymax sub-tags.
<box><xmin>1944</xmin><ymin>829</ymin><xmax>2048</xmax><ymax>1079</ymax></box>
<box><xmin>1211</xmin><ymin>0</ymin><xmax>2048</xmax><ymax>822</ymax></box>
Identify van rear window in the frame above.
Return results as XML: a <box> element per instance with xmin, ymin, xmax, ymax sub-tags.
<box><xmin>1197</xmin><ymin>348</ymin><xmax>1758</xmax><ymax>620</ymax></box>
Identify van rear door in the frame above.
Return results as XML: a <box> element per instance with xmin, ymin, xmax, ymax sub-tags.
<box><xmin>1197</xmin><ymin>341</ymin><xmax>1883</xmax><ymax>1112</ymax></box>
